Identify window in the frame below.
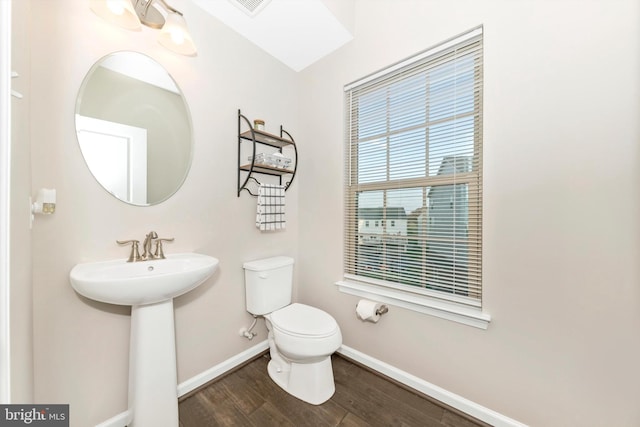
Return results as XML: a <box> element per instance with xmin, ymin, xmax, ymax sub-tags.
<box><xmin>339</xmin><ymin>27</ymin><xmax>489</xmax><ymax>328</ymax></box>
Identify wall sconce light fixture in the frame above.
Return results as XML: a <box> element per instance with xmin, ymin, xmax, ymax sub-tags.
<box><xmin>30</xmin><ymin>188</ymin><xmax>56</xmax><ymax>227</ymax></box>
<box><xmin>90</xmin><ymin>0</ymin><xmax>197</xmax><ymax>56</ymax></box>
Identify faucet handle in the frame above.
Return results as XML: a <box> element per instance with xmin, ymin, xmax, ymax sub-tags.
<box><xmin>116</xmin><ymin>239</ymin><xmax>141</xmax><ymax>263</ymax></box>
<box><xmin>154</xmin><ymin>238</ymin><xmax>174</xmax><ymax>259</ymax></box>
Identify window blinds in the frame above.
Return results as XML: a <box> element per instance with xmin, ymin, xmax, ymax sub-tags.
<box><xmin>344</xmin><ymin>27</ymin><xmax>483</xmax><ymax>307</ymax></box>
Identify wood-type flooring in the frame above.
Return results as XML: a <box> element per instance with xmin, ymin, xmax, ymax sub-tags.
<box><xmin>179</xmin><ymin>353</ymin><xmax>490</xmax><ymax>427</ymax></box>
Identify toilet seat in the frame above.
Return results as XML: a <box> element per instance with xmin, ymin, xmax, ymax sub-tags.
<box><xmin>269</xmin><ymin>303</ymin><xmax>339</xmax><ymax>338</ymax></box>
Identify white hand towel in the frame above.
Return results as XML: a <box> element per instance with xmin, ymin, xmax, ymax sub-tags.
<box><xmin>256</xmin><ymin>183</ymin><xmax>286</xmax><ymax>231</ymax></box>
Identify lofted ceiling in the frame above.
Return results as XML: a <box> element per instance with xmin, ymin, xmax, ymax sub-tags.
<box><xmin>191</xmin><ymin>0</ymin><xmax>353</xmax><ymax>71</ymax></box>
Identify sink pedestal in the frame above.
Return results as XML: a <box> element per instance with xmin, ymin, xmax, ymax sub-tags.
<box><xmin>129</xmin><ymin>299</ymin><xmax>179</xmax><ymax>427</ymax></box>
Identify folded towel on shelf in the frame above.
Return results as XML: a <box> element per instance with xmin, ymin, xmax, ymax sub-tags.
<box><xmin>256</xmin><ymin>183</ymin><xmax>286</xmax><ymax>231</ymax></box>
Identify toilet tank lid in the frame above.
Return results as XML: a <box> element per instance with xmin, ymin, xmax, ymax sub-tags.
<box><xmin>243</xmin><ymin>256</ymin><xmax>294</xmax><ymax>271</ymax></box>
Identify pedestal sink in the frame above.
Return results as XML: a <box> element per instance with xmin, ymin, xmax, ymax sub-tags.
<box><xmin>70</xmin><ymin>253</ymin><xmax>219</xmax><ymax>427</ymax></box>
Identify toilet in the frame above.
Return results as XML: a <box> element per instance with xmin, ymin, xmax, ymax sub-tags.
<box><xmin>243</xmin><ymin>256</ymin><xmax>342</xmax><ymax>405</ymax></box>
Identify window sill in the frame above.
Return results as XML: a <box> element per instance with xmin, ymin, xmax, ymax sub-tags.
<box><xmin>335</xmin><ymin>279</ymin><xmax>491</xmax><ymax>329</ymax></box>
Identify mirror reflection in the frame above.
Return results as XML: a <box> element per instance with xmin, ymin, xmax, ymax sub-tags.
<box><xmin>75</xmin><ymin>51</ymin><xmax>193</xmax><ymax>206</ymax></box>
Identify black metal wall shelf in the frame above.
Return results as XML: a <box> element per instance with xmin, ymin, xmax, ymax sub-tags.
<box><xmin>237</xmin><ymin>109</ymin><xmax>298</xmax><ymax>197</ymax></box>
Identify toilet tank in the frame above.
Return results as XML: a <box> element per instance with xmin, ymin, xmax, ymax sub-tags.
<box><xmin>243</xmin><ymin>256</ymin><xmax>294</xmax><ymax>315</ymax></box>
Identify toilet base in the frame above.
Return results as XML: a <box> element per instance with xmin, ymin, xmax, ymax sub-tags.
<box><xmin>267</xmin><ymin>356</ymin><xmax>335</xmax><ymax>405</ymax></box>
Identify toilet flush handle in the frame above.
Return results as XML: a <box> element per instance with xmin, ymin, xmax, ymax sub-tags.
<box><xmin>259</xmin><ymin>272</ymin><xmax>268</xmax><ymax>279</ymax></box>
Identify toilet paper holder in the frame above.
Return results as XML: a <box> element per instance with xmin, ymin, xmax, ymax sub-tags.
<box><xmin>375</xmin><ymin>304</ymin><xmax>389</xmax><ymax>316</ymax></box>
<box><xmin>356</xmin><ymin>303</ymin><xmax>389</xmax><ymax>316</ymax></box>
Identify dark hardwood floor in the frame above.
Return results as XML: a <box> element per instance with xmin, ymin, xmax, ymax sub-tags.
<box><xmin>179</xmin><ymin>353</ymin><xmax>489</xmax><ymax>427</ymax></box>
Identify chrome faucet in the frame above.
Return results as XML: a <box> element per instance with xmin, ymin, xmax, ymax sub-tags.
<box><xmin>141</xmin><ymin>231</ymin><xmax>158</xmax><ymax>260</ymax></box>
<box><xmin>118</xmin><ymin>231</ymin><xmax>173</xmax><ymax>262</ymax></box>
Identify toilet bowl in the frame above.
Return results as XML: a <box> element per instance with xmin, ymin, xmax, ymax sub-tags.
<box><xmin>264</xmin><ymin>303</ymin><xmax>342</xmax><ymax>404</ymax></box>
<box><xmin>243</xmin><ymin>257</ymin><xmax>342</xmax><ymax>405</ymax></box>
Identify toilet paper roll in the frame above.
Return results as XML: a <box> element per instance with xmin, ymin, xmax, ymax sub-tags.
<box><xmin>356</xmin><ymin>299</ymin><xmax>383</xmax><ymax>323</ymax></box>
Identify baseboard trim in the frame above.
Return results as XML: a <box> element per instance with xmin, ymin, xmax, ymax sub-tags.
<box><xmin>337</xmin><ymin>345</ymin><xmax>527</xmax><ymax>427</ymax></box>
<box><xmin>95</xmin><ymin>409</ymin><xmax>132</xmax><ymax>427</ymax></box>
<box><xmin>177</xmin><ymin>340</ymin><xmax>269</xmax><ymax>397</ymax></box>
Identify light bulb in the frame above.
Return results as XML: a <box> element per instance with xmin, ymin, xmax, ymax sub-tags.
<box><xmin>90</xmin><ymin>0</ymin><xmax>141</xmax><ymax>30</ymax></box>
<box><xmin>170</xmin><ymin>29</ymin><xmax>185</xmax><ymax>45</ymax></box>
<box><xmin>106</xmin><ymin>0</ymin><xmax>125</xmax><ymax>16</ymax></box>
<box><xmin>158</xmin><ymin>12</ymin><xmax>197</xmax><ymax>56</ymax></box>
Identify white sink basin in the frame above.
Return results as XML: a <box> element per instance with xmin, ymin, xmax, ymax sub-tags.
<box><xmin>70</xmin><ymin>252</ymin><xmax>219</xmax><ymax>306</ymax></box>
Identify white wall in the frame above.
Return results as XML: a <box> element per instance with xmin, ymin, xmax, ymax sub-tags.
<box><xmin>29</xmin><ymin>0</ymin><xmax>299</xmax><ymax>425</ymax></box>
<box><xmin>297</xmin><ymin>0</ymin><xmax>640</xmax><ymax>426</ymax></box>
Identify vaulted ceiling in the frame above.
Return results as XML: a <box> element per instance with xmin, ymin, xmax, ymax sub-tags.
<box><xmin>191</xmin><ymin>0</ymin><xmax>353</xmax><ymax>71</ymax></box>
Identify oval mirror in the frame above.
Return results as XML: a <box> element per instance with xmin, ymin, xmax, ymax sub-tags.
<box><xmin>75</xmin><ymin>51</ymin><xmax>193</xmax><ymax>206</ymax></box>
